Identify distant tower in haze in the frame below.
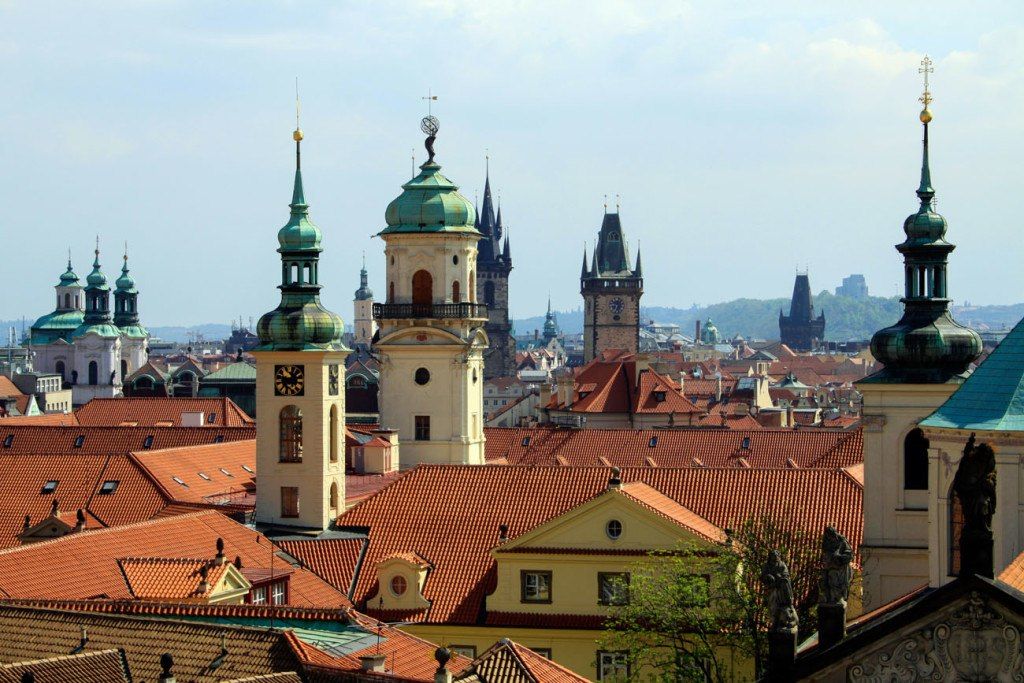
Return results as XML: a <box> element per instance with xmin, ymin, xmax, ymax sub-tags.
<box><xmin>581</xmin><ymin>210</ymin><xmax>643</xmax><ymax>362</ymax></box>
<box><xmin>779</xmin><ymin>272</ymin><xmax>825</xmax><ymax>351</ymax></box>
<box><xmin>353</xmin><ymin>255</ymin><xmax>376</xmax><ymax>349</ymax></box>
<box><xmin>475</xmin><ymin>164</ymin><xmax>515</xmax><ymax>379</ymax></box>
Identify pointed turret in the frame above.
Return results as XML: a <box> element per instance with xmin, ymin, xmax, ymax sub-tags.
<box><xmin>581</xmin><ymin>247</ymin><xmax>589</xmax><ymax>279</ymax></box>
<box><xmin>114</xmin><ymin>247</ymin><xmax>147</xmax><ymax>339</ymax></box>
<box><xmin>502</xmin><ymin>233</ymin><xmax>511</xmax><ymax>264</ymax></box>
<box><xmin>72</xmin><ymin>239</ymin><xmax>119</xmax><ymax>339</ymax></box>
<box><xmin>543</xmin><ymin>295</ymin><xmax>559</xmax><ymax>343</ymax></box>
<box><xmin>635</xmin><ymin>249</ymin><xmax>643</xmax><ymax>278</ymax></box>
<box><xmin>354</xmin><ymin>253</ymin><xmax>373</xmax><ymax>301</ymax></box>
<box><xmin>495</xmin><ymin>202</ymin><xmax>503</xmax><ymax>242</ymax></box>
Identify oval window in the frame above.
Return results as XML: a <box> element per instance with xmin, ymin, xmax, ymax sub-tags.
<box><xmin>453</xmin><ymin>254</ymin><xmax>459</xmax><ymax>265</ymax></box>
<box><xmin>415</xmin><ymin>368</ymin><xmax>431</xmax><ymax>385</ymax></box>
<box><xmin>606</xmin><ymin>519</ymin><xmax>623</xmax><ymax>540</ymax></box>
<box><xmin>390</xmin><ymin>574</ymin><xmax>407</xmax><ymax>596</ymax></box>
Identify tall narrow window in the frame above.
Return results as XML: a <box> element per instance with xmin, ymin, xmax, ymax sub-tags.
<box><xmin>452</xmin><ymin>280</ymin><xmax>461</xmax><ymax>303</ymax></box>
<box><xmin>88</xmin><ymin>361</ymin><xmax>98</xmax><ymax>386</ymax></box>
<box><xmin>904</xmin><ymin>428</ymin><xmax>929</xmax><ymax>490</ymax></box>
<box><xmin>120</xmin><ymin>359</ymin><xmax>128</xmax><ymax>381</ymax></box>
<box><xmin>484</xmin><ymin>280</ymin><xmax>495</xmax><ymax>307</ymax></box>
<box><xmin>290</xmin><ymin>263</ymin><xmax>299</xmax><ymax>284</ymax></box>
<box><xmin>303</xmin><ymin>263</ymin><xmax>312</xmax><ymax>284</ymax></box>
<box><xmin>55</xmin><ymin>361</ymin><xmax>66</xmax><ymax>382</ymax></box>
<box><xmin>64</xmin><ymin>293</ymin><xmax>71</xmax><ymax>308</ymax></box>
<box><xmin>329</xmin><ymin>405</ymin><xmax>339</xmax><ymax>462</ymax></box>
<box><xmin>412</xmin><ymin>270</ymin><xmax>432</xmax><ymax>307</ymax></box>
<box><xmin>281</xmin><ymin>486</ymin><xmax>299</xmax><ymax>518</ymax></box>
<box><xmin>414</xmin><ymin>415</ymin><xmax>430</xmax><ymax>441</ymax></box>
<box><xmin>329</xmin><ymin>481</ymin><xmax>339</xmax><ymax>510</ymax></box>
<box><xmin>279</xmin><ymin>406</ymin><xmax>303</xmax><ymax>462</ymax></box>
<box><xmin>389</xmin><ymin>281</ymin><xmax>395</xmax><ymax>303</ymax></box>
<box><xmin>469</xmin><ymin>270</ymin><xmax>476</xmax><ymax>302</ymax></box>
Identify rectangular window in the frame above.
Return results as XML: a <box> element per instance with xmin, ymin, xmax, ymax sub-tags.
<box><xmin>2</xmin><ymin>435</ymin><xmax>13</xmax><ymax>448</ymax></box>
<box><xmin>99</xmin><ymin>480</ymin><xmax>119</xmax><ymax>494</ymax></box>
<box><xmin>208</xmin><ymin>412</ymin><xmax>217</xmax><ymax>424</ymax></box>
<box><xmin>414</xmin><ymin>416</ymin><xmax>430</xmax><ymax>441</ymax></box>
<box><xmin>597</xmin><ymin>651</ymin><xmax>629</xmax><ymax>681</ymax></box>
<box><xmin>272</xmin><ymin>581</ymin><xmax>287</xmax><ymax>605</ymax></box>
<box><xmin>41</xmin><ymin>480</ymin><xmax>59</xmax><ymax>494</ymax></box>
<box><xmin>598</xmin><ymin>572</ymin><xmax>630</xmax><ymax>606</ymax></box>
<box><xmin>530</xmin><ymin>648</ymin><xmax>552</xmax><ymax>659</ymax></box>
<box><xmin>142</xmin><ymin>435</ymin><xmax>154</xmax><ymax>449</ymax></box>
<box><xmin>73</xmin><ymin>435</ymin><xmax>85</xmax><ymax>448</ymax></box>
<box><xmin>520</xmin><ymin>570</ymin><xmax>552</xmax><ymax>603</ymax></box>
<box><xmin>281</xmin><ymin>487</ymin><xmax>300</xmax><ymax>518</ymax></box>
<box><xmin>250</xmin><ymin>586</ymin><xmax>267</xmax><ymax>604</ymax></box>
<box><xmin>450</xmin><ymin>645</ymin><xmax>476</xmax><ymax>659</ymax></box>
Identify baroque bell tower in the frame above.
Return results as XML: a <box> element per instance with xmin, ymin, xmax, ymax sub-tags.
<box><xmin>374</xmin><ymin>111</ymin><xmax>487</xmax><ymax>466</ymax></box>
<box><xmin>581</xmin><ymin>209</ymin><xmax>643</xmax><ymax>362</ymax></box>
<box><xmin>253</xmin><ymin>116</ymin><xmax>349</xmax><ymax>531</ymax></box>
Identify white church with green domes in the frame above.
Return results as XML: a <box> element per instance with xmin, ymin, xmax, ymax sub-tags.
<box><xmin>29</xmin><ymin>244</ymin><xmax>149</xmax><ymax>406</ymax></box>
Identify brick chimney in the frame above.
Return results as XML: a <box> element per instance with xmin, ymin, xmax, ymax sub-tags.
<box><xmin>555</xmin><ymin>368</ymin><xmax>574</xmax><ymax>408</ymax></box>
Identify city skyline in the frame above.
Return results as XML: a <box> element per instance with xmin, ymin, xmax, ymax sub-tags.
<box><xmin>2</xmin><ymin>1</ymin><xmax>1023</xmax><ymax>325</ymax></box>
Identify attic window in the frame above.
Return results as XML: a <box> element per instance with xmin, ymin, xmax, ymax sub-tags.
<box><xmin>220</xmin><ymin>468</ymin><xmax>234</xmax><ymax>477</ymax></box>
<box><xmin>2</xmin><ymin>435</ymin><xmax>12</xmax><ymax>448</ymax></box>
<box><xmin>648</xmin><ymin>437</ymin><xmax>658</xmax><ymax>448</ymax></box>
<box><xmin>653</xmin><ymin>391</ymin><xmax>666</xmax><ymax>402</ymax></box>
<box><xmin>73</xmin><ymin>435</ymin><xmax>85</xmax><ymax>448</ymax></box>
<box><xmin>198</xmin><ymin>472</ymin><xmax>211</xmax><ymax>481</ymax></box>
<box><xmin>521</xmin><ymin>437</ymin><xmax>531</xmax><ymax>447</ymax></box>
<box><xmin>214</xmin><ymin>435</ymin><xmax>225</xmax><ymax>443</ymax></box>
<box><xmin>142</xmin><ymin>435</ymin><xmax>154</xmax><ymax>449</ymax></box>
<box><xmin>242</xmin><ymin>465</ymin><xmax>254</xmax><ymax>474</ymax></box>
<box><xmin>208</xmin><ymin>412</ymin><xmax>217</xmax><ymax>423</ymax></box>
<box><xmin>99</xmin><ymin>480</ymin><xmax>119</xmax><ymax>494</ymax></box>
<box><xmin>578</xmin><ymin>391</ymin><xmax>590</xmax><ymax>399</ymax></box>
<box><xmin>41</xmin><ymin>480</ymin><xmax>58</xmax><ymax>494</ymax></box>
<box><xmin>172</xmin><ymin>477</ymin><xmax>188</xmax><ymax>487</ymax></box>
<box><xmin>741</xmin><ymin>437</ymin><xmax>751</xmax><ymax>449</ymax></box>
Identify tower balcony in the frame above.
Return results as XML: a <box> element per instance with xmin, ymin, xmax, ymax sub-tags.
<box><xmin>373</xmin><ymin>302</ymin><xmax>488</xmax><ymax>321</ymax></box>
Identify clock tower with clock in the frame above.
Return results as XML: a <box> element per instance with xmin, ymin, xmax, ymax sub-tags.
<box><xmin>581</xmin><ymin>210</ymin><xmax>643</xmax><ymax>362</ymax></box>
<box><xmin>253</xmin><ymin>122</ymin><xmax>349</xmax><ymax>531</ymax></box>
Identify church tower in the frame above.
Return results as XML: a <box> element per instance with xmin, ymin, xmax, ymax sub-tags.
<box><xmin>253</xmin><ymin>121</ymin><xmax>349</xmax><ymax>531</ymax></box>
<box><xmin>475</xmin><ymin>165</ymin><xmax>515</xmax><ymax>379</ymax></box>
<box><xmin>778</xmin><ymin>272</ymin><xmax>825</xmax><ymax>351</ymax></box>
<box><xmin>70</xmin><ymin>242</ymin><xmax>122</xmax><ymax>405</ymax></box>
<box><xmin>859</xmin><ymin>59</ymin><xmax>982</xmax><ymax>609</ymax></box>
<box><xmin>581</xmin><ymin>210</ymin><xmax>643</xmax><ymax>362</ymax></box>
<box><xmin>353</xmin><ymin>255</ymin><xmax>376</xmax><ymax>349</ymax></box>
<box><xmin>113</xmin><ymin>249</ymin><xmax>149</xmax><ymax>380</ymax></box>
<box><xmin>375</xmin><ymin>114</ymin><xmax>488</xmax><ymax>466</ymax></box>
<box><xmin>30</xmin><ymin>257</ymin><xmax>85</xmax><ymax>386</ymax></box>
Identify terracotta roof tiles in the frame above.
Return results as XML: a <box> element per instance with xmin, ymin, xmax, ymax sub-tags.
<box><xmin>456</xmin><ymin>638</ymin><xmax>590</xmax><ymax>683</ymax></box>
<box><xmin>0</xmin><ymin>425</ymin><xmax>255</xmax><ymax>455</ymax></box>
<box><xmin>75</xmin><ymin>397</ymin><xmax>254</xmax><ymax>427</ymax></box>
<box><xmin>118</xmin><ymin>557</ymin><xmax>232</xmax><ymax>600</ymax></box>
<box><xmin>0</xmin><ymin>648</ymin><xmax>130</xmax><ymax>683</ymax></box>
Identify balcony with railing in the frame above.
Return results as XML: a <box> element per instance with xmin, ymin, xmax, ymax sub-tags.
<box><xmin>373</xmin><ymin>302</ymin><xmax>488</xmax><ymax>320</ymax></box>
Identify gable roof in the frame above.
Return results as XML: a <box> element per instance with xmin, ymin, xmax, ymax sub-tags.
<box><xmin>0</xmin><ymin>648</ymin><xmax>130</xmax><ymax>683</ymax></box>
<box><xmin>920</xmin><ymin>315</ymin><xmax>1024</xmax><ymax>431</ymax></box>
<box><xmin>456</xmin><ymin>639</ymin><xmax>589</xmax><ymax>683</ymax></box>
<box><xmin>76</xmin><ymin>397</ymin><xmax>254</xmax><ymax>427</ymax></box>
<box><xmin>118</xmin><ymin>557</ymin><xmax>238</xmax><ymax>600</ymax></box>
<box><xmin>546</xmin><ymin>356</ymin><xmax>702</xmax><ymax>416</ymax></box>
<box><xmin>130</xmin><ymin>440</ymin><xmax>256</xmax><ymax>507</ymax></box>
<box><xmin>0</xmin><ymin>425</ymin><xmax>255</xmax><ymax>454</ymax></box>
<box><xmin>483</xmin><ymin>426</ymin><xmax>863</xmax><ymax>469</ymax></box>
<box><xmin>618</xmin><ymin>482</ymin><xmax>727</xmax><ymax>543</ymax></box>
<box><xmin>292</xmin><ymin>465</ymin><xmax>862</xmax><ymax>626</ymax></box>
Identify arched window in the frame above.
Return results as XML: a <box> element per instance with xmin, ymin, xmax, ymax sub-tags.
<box><xmin>484</xmin><ymin>280</ymin><xmax>495</xmax><ymax>307</ymax></box>
<box><xmin>412</xmin><ymin>270</ymin><xmax>432</xmax><ymax>307</ymax></box>
<box><xmin>88</xmin><ymin>361</ymin><xmax>98</xmax><ymax>386</ymax></box>
<box><xmin>64</xmin><ymin>293</ymin><xmax>70</xmax><ymax>308</ymax></box>
<box><xmin>55</xmin><ymin>361</ymin><xmax>66</xmax><ymax>382</ymax></box>
<box><xmin>303</xmin><ymin>263</ymin><xmax>312</xmax><ymax>285</ymax></box>
<box><xmin>290</xmin><ymin>263</ymin><xmax>299</xmax><ymax>284</ymax></box>
<box><xmin>134</xmin><ymin>376</ymin><xmax>153</xmax><ymax>390</ymax></box>
<box><xmin>949</xmin><ymin>490</ymin><xmax>964</xmax><ymax>576</ymax></box>
<box><xmin>329</xmin><ymin>481</ymin><xmax>339</xmax><ymax>510</ymax></box>
<box><xmin>279</xmin><ymin>406</ymin><xmax>303</xmax><ymax>462</ymax></box>
<box><xmin>389</xmin><ymin>281</ymin><xmax>395</xmax><ymax>303</ymax></box>
<box><xmin>120</xmin><ymin>359</ymin><xmax>128</xmax><ymax>381</ymax></box>
<box><xmin>904</xmin><ymin>428</ymin><xmax>929</xmax><ymax>490</ymax></box>
<box><xmin>329</xmin><ymin>405</ymin><xmax>339</xmax><ymax>463</ymax></box>
<box><xmin>452</xmin><ymin>280</ymin><xmax>461</xmax><ymax>303</ymax></box>
<box><xmin>348</xmin><ymin>375</ymin><xmax>367</xmax><ymax>390</ymax></box>
<box><xmin>74</xmin><ymin>295</ymin><xmax>79</xmax><ymax>309</ymax></box>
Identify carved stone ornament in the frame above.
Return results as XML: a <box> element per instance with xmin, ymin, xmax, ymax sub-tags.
<box><xmin>848</xmin><ymin>592</ymin><xmax>1023</xmax><ymax>682</ymax></box>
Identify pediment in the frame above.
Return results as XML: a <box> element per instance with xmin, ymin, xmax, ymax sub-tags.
<box><xmin>376</xmin><ymin>326</ymin><xmax>466</xmax><ymax>346</ymax></box>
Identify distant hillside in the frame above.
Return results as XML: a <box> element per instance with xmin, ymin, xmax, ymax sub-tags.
<box><xmin>516</xmin><ymin>296</ymin><xmax>1024</xmax><ymax>342</ymax></box>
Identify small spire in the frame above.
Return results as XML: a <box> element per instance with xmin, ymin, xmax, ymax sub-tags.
<box><xmin>67</xmin><ymin>248</ymin><xmax>73</xmax><ymax>272</ymax></box>
<box><xmin>916</xmin><ymin>55</ymin><xmax>935</xmax><ymax>203</ymax></box>
<box><xmin>581</xmin><ymin>244</ymin><xmax>589</xmax><ymax>278</ymax></box>
<box><xmin>635</xmin><ymin>247</ymin><xmax>643</xmax><ymax>277</ymax></box>
<box><xmin>502</xmin><ymin>232</ymin><xmax>511</xmax><ymax>261</ymax></box>
<box><xmin>547</xmin><ymin>295</ymin><xmax>552</xmax><ymax>315</ymax></box>
<box><xmin>93</xmin><ymin>236</ymin><xmax>101</xmax><ymax>268</ymax></box>
<box><xmin>290</xmin><ymin>85</ymin><xmax>307</xmax><ymax>209</ymax></box>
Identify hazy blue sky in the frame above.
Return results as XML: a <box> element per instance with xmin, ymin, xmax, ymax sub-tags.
<box><xmin>2</xmin><ymin>1</ymin><xmax>1022</xmax><ymax>326</ymax></box>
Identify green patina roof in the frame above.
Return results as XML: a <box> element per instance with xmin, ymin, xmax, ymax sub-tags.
<box><xmin>379</xmin><ymin>161</ymin><xmax>478</xmax><ymax>236</ymax></box>
<box><xmin>57</xmin><ymin>259</ymin><xmax>80</xmax><ymax>287</ymax></box>
<box><xmin>115</xmin><ymin>256</ymin><xmax>137</xmax><ymax>293</ymax></box>
<box><xmin>71</xmin><ymin>322</ymin><xmax>122</xmax><ymax>339</ymax></box>
<box><xmin>32</xmin><ymin>309</ymin><xmax>84</xmax><ymax>333</ymax></box>
<box><xmin>85</xmin><ymin>250</ymin><xmax>109</xmax><ymax>290</ymax></box>
<box><xmin>920</xmin><ymin>316</ymin><xmax>1024</xmax><ymax>432</ymax></box>
<box><xmin>278</xmin><ymin>168</ymin><xmax>322</xmax><ymax>251</ymax></box>
<box><xmin>203</xmin><ymin>361</ymin><xmax>257</xmax><ymax>381</ymax></box>
<box><xmin>118</xmin><ymin>324</ymin><xmax>149</xmax><ymax>339</ymax></box>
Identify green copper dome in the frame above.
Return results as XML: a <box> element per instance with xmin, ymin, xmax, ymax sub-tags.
<box><xmin>57</xmin><ymin>259</ymin><xmax>80</xmax><ymax>287</ymax></box>
<box><xmin>278</xmin><ymin>169</ymin><xmax>323</xmax><ymax>251</ymax></box>
<box><xmin>30</xmin><ymin>309</ymin><xmax>85</xmax><ymax>344</ymax></box>
<box><xmin>85</xmin><ymin>251</ymin><xmax>109</xmax><ymax>290</ymax></box>
<box><xmin>115</xmin><ymin>256</ymin><xmax>137</xmax><ymax>293</ymax></box>
<box><xmin>380</xmin><ymin>161</ymin><xmax>478</xmax><ymax>235</ymax></box>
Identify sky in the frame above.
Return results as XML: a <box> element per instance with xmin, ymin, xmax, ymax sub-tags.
<box><xmin>1</xmin><ymin>1</ymin><xmax>1022</xmax><ymax>326</ymax></box>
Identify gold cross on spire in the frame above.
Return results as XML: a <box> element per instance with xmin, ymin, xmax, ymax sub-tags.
<box><xmin>918</xmin><ymin>55</ymin><xmax>934</xmax><ymax>108</ymax></box>
<box><xmin>422</xmin><ymin>88</ymin><xmax>437</xmax><ymax>116</ymax></box>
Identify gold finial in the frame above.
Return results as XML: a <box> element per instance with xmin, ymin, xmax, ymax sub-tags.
<box><xmin>918</xmin><ymin>55</ymin><xmax>934</xmax><ymax>123</ymax></box>
<box><xmin>293</xmin><ymin>77</ymin><xmax>303</xmax><ymax>141</ymax></box>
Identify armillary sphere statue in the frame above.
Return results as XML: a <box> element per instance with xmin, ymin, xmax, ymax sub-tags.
<box><xmin>421</xmin><ymin>115</ymin><xmax>439</xmax><ymax>163</ymax></box>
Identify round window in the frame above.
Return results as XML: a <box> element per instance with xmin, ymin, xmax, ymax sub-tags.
<box><xmin>390</xmin><ymin>575</ymin><xmax>407</xmax><ymax>596</ymax></box>
<box><xmin>606</xmin><ymin>519</ymin><xmax>623</xmax><ymax>540</ymax></box>
<box><xmin>414</xmin><ymin>368</ymin><xmax>431</xmax><ymax>385</ymax></box>
<box><xmin>453</xmin><ymin>254</ymin><xmax>459</xmax><ymax>265</ymax></box>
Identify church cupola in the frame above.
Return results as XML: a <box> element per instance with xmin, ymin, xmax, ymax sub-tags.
<box><xmin>354</xmin><ymin>255</ymin><xmax>374</xmax><ymax>301</ymax></box>
<box><xmin>868</xmin><ymin>68</ymin><xmax>981</xmax><ymax>383</ymax></box>
<box><xmin>256</xmin><ymin>125</ymin><xmax>346</xmax><ymax>352</ymax></box>
<box><xmin>543</xmin><ymin>296</ymin><xmax>559</xmax><ymax>342</ymax></box>
<box><xmin>55</xmin><ymin>255</ymin><xmax>83</xmax><ymax>313</ymax></box>
<box><xmin>72</xmin><ymin>240</ymin><xmax>121</xmax><ymax>340</ymax></box>
<box><xmin>114</xmin><ymin>248</ymin><xmax>147</xmax><ymax>339</ymax></box>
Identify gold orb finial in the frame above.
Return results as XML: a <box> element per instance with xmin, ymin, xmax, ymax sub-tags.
<box><xmin>293</xmin><ymin>128</ymin><xmax>303</xmax><ymax>142</ymax></box>
<box><xmin>919</xmin><ymin>108</ymin><xmax>932</xmax><ymax>124</ymax></box>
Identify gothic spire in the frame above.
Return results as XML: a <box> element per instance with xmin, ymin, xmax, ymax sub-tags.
<box><xmin>635</xmin><ymin>248</ymin><xmax>643</xmax><ymax>277</ymax></box>
<box><xmin>581</xmin><ymin>246</ymin><xmax>589</xmax><ymax>279</ymax></box>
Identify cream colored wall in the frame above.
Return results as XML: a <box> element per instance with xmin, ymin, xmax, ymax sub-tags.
<box><xmin>354</xmin><ymin>298</ymin><xmax>376</xmax><ymax>346</ymax></box>
<box><xmin>253</xmin><ymin>349</ymin><xmax>348</xmax><ymax>529</ymax></box>
<box><xmin>860</xmin><ymin>381</ymin><xmax>959</xmax><ymax>609</ymax></box>
<box><xmin>382</xmin><ymin>233</ymin><xmax>478</xmax><ymax>305</ymax></box>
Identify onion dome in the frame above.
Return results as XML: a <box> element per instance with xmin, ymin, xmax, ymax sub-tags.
<box><xmin>354</xmin><ymin>255</ymin><xmax>373</xmax><ymax>301</ymax></box>
<box><xmin>57</xmin><ymin>257</ymin><xmax>79</xmax><ymax>287</ymax></box>
<box><xmin>115</xmin><ymin>253</ymin><xmax>137</xmax><ymax>294</ymax></box>
<box><xmin>85</xmin><ymin>248</ymin><xmax>109</xmax><ymax>291</ymax></box>
<box><xmin>543</xmin><ymin>297</ymin><xmax>559</xmax><ymax>341</ymax></box>
<box><xmin>867</xmin><ymin>84</ymin><xmax>981</xmax><ymax>383</ymax></box>
<box><xmin>256</xmin><ymin>126</ymin><xmax>347</xmax><ymax>352</ymax></box>
<box><xmin>72</xmin><ymin>242</ymin><xmax>120</xmax><ymax>339</ymax></box>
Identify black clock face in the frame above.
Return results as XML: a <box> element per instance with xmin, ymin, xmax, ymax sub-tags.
<box><xmin>328</xmin><ymin>364</ymin><xmax>339</xmax><ymax>396</ymax></box>
<box><xmin>274</xmin><ymin>364</ymin><xmax>305</xmax><ymax>396</ymax></box>
<box><xmin>609</xmin><ymin>298</ymin><xmax>625</xmax><ymax>315</ymax></box>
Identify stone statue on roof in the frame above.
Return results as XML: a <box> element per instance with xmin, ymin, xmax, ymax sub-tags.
<box><xmin>952</xmin><ymin>432</ymin><xmax>997</xmax><ymax>577</ymax></box>
<box><xmin>761</xmin><ymin>550</ymin><xmax>798</xmax><ymax>634</ymax></box>
<box><xmin>819</xmin><ymin>526</ymin><xmax>853</xmax><ymax>608</ymax></box>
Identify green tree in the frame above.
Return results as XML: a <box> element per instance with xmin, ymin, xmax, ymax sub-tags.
<box><xmin>600</xmin><ymin>516</ymin><xmax>819</xmax><ymax>682</ymax></box>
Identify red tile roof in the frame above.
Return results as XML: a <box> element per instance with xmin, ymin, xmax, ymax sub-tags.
<box><xmin>997</xmin><ymin>549</ymin><xmax>1024</xmax><ymax>592</ymax></box>
<box><xmin>130</xmin><ymin>440</ymin><xmax>256</xmax><ymax>506</ymax></box>
<box><xmin>297</xmin><ymin>465</ymin><xmax>862</xmax><ymax>626</ymax></box>
<box><xmin>118</xmin><ymin>557</ymin><xmax>233</xmax><ymax>600</ymax></box>
<box><xmin>484</xmin><ymin>426</ymin><xmax>863</xmax><ymax>469</ymax></box>
<box><xmin>0</xmin><ymin>377</ymin><xmax>21</xmax><ymax>398</ymax></box>
<box><xmin>618</xmin><ymin>483</ymin><xmax>727</xmax><ymax>543</ymax></box>
<box><xmin>547</xmin><ymin>356</ymin><xmax>702</xmax><ymax>416</ymax></box>
<box><xmin>457</xmin><ymin>638</ymin><xmax>590</xmax><ymax>683</ymax></box>
<box><xmin>75</xmin><ymin>397</ymin><xmax>254</xmax><ymax>427</ymax></box>
<box><xmin>276</xmin><ymin>538</ymin><xmax>367</xmax><ymax>599</ymax></box>
<box><xmin>0</xmin><ymin>425</ymin><xmax>255</xmax><ymax>455</ymax></box>
<box><xmin>0</xmin><ymin>648</ymin><xmax>130</xmax><ymax>683</ymax></box>
<box><xmin>0</xmin><ymin>511</ymin><xmax>350</xmax><ymax>608</ymax></box>
<box><xmin>0</xmin><ymin>413</ymin><xmax>79</xmax><ymax>426</ymax></box>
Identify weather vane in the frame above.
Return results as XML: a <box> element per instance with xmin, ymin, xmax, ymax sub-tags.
<box><xmin>918</xmin><ymin>55</ymin><xmax>934</xmax><ymax>110</ymax></box>
<box><xmin>420</xmin><ymin>88</ymin><xmax>439</xmax><ymax>163</ymax></box>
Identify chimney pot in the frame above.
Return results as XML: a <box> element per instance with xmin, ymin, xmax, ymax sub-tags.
<box><xmin>608</xmin><ymin>466</ymin><xmax>622</xmax><ymax>490</ymax></box>
<box><xmin>361</xmin><ymin>654</ymin><xmax>387</xmax><ymax>673</ymax></box>
<box><xmin>498</xmin><ymin>523</ymin><xmax>509</xmax><ymax>543</ymax></box>
<box><xmin>215</xmin><ymin>537</ymin><xmax>226</xmax><ymax>565</ymax></box>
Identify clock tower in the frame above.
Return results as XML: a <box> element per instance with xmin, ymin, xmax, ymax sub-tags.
<box><xmin>581</xmin><ymin>211</ymin><xmax>643</xmax><ymax>362</ymax></box>
<box><xmin>253</xmin><ymin>122</ymin><xmax>349</xmax><ymax>531</ymax></box>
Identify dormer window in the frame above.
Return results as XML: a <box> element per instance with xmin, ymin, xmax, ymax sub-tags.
<box><xmin>648</xmin><ymin>437</ymin><xmax>658</xmax><ymax>448</ymax></box>
<box><xmin>653</xmin><ymin>391</ymin><xmax>666</xmax><ymax>402</ymax></box>
<box><xmin>142</xmin><ymin>435</ymin><xmax>154</xmax><ymax>449</ymax></box>
<box><xmin>73</xmin><ymin>435</ymin><xmax>85</xmax><ymax>448</ymax></box>
<box><xmin>2</xmin><ymin>435</ymin><xmax>12</xmax><ymax>448</ymax></box>
<box><xmin>214</xmin><ymin>435</ymin><xmax>225</xmax><ymax>443</ymax></box>
<box><xmin>521</xmin><ymin>437</ymin><xmax>531</xmax><ymax>447</ymax></box>
<box><xmin>741</xmin><ymin>437</ymin><xmax>751</xmax><ymax>449</ymax></box>
<box><xmin>41</xmin><ymin>480</ymin><xmax>58</xmax><ymax>494</ymax></box>
<box><xmin>390</xmin><ymin>575</ymin><xmax>408</xmax><ymax>597</ymax></box>
<box><xmin>208</xmin><ymin>412</ymin><xmax>217</xmax><ymax>424</ymax></box>
<box><xmin>99</xmin><ymin>480</ymin><xmax>119</xmax><ymax>495</ymax></box>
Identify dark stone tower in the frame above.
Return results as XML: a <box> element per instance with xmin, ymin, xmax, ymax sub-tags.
<box><xmin>475</xmin><ymin>167</ymin><xmax>516</xmax><ymax>379</ymax></box>
<box><xmin>779</xmin><ymin>273</ymin><xmax>825</xmax><ymax>351</ymax></box>
<box><xmin>581</xmin><ymin>211</ymin><xmax>643</xmax><ymax>362</ymax></box>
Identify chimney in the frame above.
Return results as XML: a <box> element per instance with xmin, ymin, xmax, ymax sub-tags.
<box><xmin>215</xmin><ymin>538</ymin><xmax>226</xmax><ymax>565</ymax></box>
<box><xmin>634</xmin><ymin>354</ymin><xmax>651</xmax><ymax>386</ymax></box>
<box><xmin>434</xmin><ymin>647</ymin><xmax>453</xmax><ymax>683</ymax></box>
<box><xmin>360</xmin><ymin>654</ymin><xmax>387</xmax><ymax>673</ymax></box>
<box><xmin>234</xmin><ymin>556</ymin><xmax>243</xmax><ymax>569</ymax></box>
<box><xmin>607</xmin><ymin>467</ymin><xmax>622</xmax><ymax>490</ymax></box>
<box><xmin>180</xmin><ymin>411</ymin><xmax>205</xmax><ymax>427</ymax></box>
<box><xmin>74</xmin><ymin>509</ymin><xmax>86</xmax><ymax>532</ymax></box>
<box><xmin>678</xmin><ymin>372</ymin><xmax>685</xmax><ymax>396</ymax></box>
<box><xmin>159</xmin><ymin>653</ymin><xmax>176</xmax><ymax>683</ymax></box>
<box><xmin>715</xmin><ymin>376</ymin><xmax>723</xmax><ymax>402</ymax></box>
<box><xmin>198</xmin><ymin>565</ymin><xmax>210</xmax><ymax>594</ymax></box>
<box><xmin>555</xmin><ymin>368</ymin><xmax>574</xmax><ymax>409</ymax></box>
<box><xmin>50</xmin><ymin>499</ymin><xmax>60</xmax><ymax>519</ymax></box>
<box><xmin>786</xmin><ymin>405</ymin><xmax>794</xmax><ymax>428</ymax></box>
<box><xmin>498</xmin><ymin>523</ymin><xmax>509</xmax><ymax>544</ymax></box>
<box><xmin>22</xmin><ymin>515</ymin><xmax>30</xmax><ymax>531</ymax></box>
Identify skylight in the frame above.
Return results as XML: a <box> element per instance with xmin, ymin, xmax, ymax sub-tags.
<box><xmin>220</xmin><ymin>468</ymin><xmax>234</xmax><ymax>477</ymax></box>
<box><xmin>41</xmin><ymin>480</ymin><xmax>58</xmax><ymax>494</ymax></box>
<box><xmin>142</xmin><ymin>435</ymin><xmax>154</xmax><ymax>449</ymax></box>
<box><xmin>99</xmin><ymin>480</ymin><xmax>119</xmax><ymax>494</ymax></box>
<box><xmin>741</xmin><ymin>437</ymin><xmax>751</xmax><ymax>449</ymax></box>
<box><xmin>172</xmin><ymin>477</ymin><xmax>188</xmax><ymax>487</ymax></box>
<box><xmin>198</xmin><ymin>472</ymin><xmax>211</xmax><ymax>481</ymax></box>
<box><xmin>214</xmin><ymin>435</ymin><xmax>225</xmax><ymax>443</ymax></box>
<box><xmin>521</xmin><ymin>437</ymin><xmax>531</xmax><ymax>447</ymax></box>
<box><xmin>241</xmin><ymin>465</ymin><xmax>254</xmax><ymax>474</ymax></box>
<box><xmin>648</xmin><ymin>437</ymin><xmax>658</xmax><ymax>448</ymax></box>
<box><xmin>73</xmin><ymin>435</ymin><xmax>85</xmax><ymax>448</ymax></box>
<box><xmin>2</xmin><ymin>435</ymin><xmax>12</xmax><ymax>448</ymax></box>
